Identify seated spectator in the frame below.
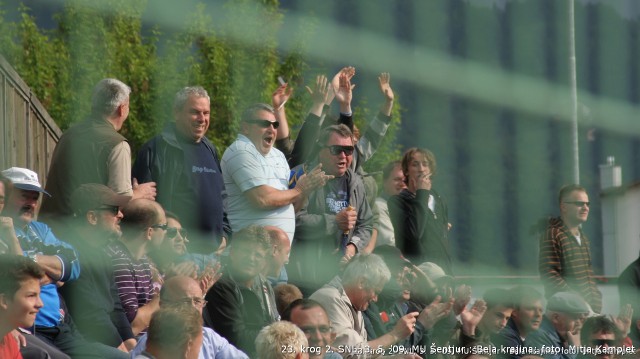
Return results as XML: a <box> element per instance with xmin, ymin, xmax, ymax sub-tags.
<box><xmin>131</xmin><ymin>275</ymin><xmax>248</xmax><ymax>358</ymax></box>
<box><xmin>617</xmin><ymin>252</ymin><xmax>640</xmax><ymax>345</ymax></box>
<box><xmin>59</xmin><ymin>184</ymin><xmax>135</xmax><ymax>348</ymax></box>
<box><xmin>309</xmin><ymin>253</ymin><xmax>445</xmax><ymax>353</ymax></box>
<box><xmin>147</xmin><ymin>211</ymin><xmax>189</xmax><ymax>274</ymax></box>
<box><xmin>494</xmin><ymin>286</ymin><xmax>545</xmax><ymax>359</ymax></box>
<box><xmin>458</xmin><ymin>288</ymin><xmax>515</xmax><ymax>351</ymax></box>
<box><xmin>106</xmin><ymin>199</ymin><xmax>166</xmax><ymax>335</ymax></box>
<box><xmin>274</xmin><ymin>283</ymin><xmax>303</xmax><ymax>317</ymax></box>
<box><xmin>255</xmin><ymin>321</ymin><xmax>309</xmax><ymax>359</ymax></box>
<box><xmin>204</xmin><ymin>225</ymin><xmax>279</xmax><ymax>357</ymax></box>
<box><xmin>527</xmin><ymin>292</ymin><xmax>590</xmax><ymax>359</ymax></box>
<box><xmin>133</xmin><ymin>305</ymin><xmax>203</xmax><ymax>359</ymax></box>
<box><xmin>282</xmin><ymin>298</ymin><xmax>340</xmax><ymax>359</ymax></box>
<box><xmin>579</xmin><ymin>316</ymin><xmax>622</xmax><ymax>359</ymax></box>
<box><xmin>1</xmin><ymin>167</ymin><xmax>127</xmax><ymax>358</ymax></box>
<box><xmin>265</xmin><ymin>226</ymin><xmax>291</xmax><ymax>286</ymax></box>
<box><xmin>0</xmin><ymin>254</ymin><xmax>44</xmax><ymax>358</ymax></box>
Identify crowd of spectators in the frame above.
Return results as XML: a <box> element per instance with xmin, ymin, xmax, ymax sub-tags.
<box><xmin>0</xmin><ymin>68</ymin><xmax>638</xmax><ymax>359</ymax></box>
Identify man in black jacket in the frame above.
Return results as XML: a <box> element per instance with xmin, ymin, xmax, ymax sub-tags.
<box><xmin>133</xmin><ymin>86</ymin><xmax>229</xmax><ymax>257</ymax></box>
<box><xmin>388</xmin><ymin>147</ymin><xmax>453</xmax><ymax>274</ymax></box>
<box><xmin>59</xmin><ymin>183</ymin><xmax>134</xmax><ymax>351</ymax></box>
<box><xmin>203</xmin><ymin>225</ymin><xmax>278</xmax><ymax>357</ymax></box>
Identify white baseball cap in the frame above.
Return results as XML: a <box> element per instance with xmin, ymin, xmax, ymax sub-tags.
<box><xmin>1</xmin><ymin>167</ymin><xmax>51</xmax><ymax>197</ymax></box>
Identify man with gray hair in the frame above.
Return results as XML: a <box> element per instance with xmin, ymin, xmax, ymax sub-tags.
<box><xmin>41</xmin><ymin>78</ymin><xmax>156</xmax><ymax>228</ymax></box>
<box><xmin>133</xmin><ymin>86</ymin><xmax>230</xmax><ymax>258</ymax></box>
<box><xmin>221</xmin><ymin>103</ymin><xmax>329</xmax><ymax>244</ymax></box>
<box><xmin>309</xmin><ymin>254</ymin><xmax>429</xmax><ymax>354</ymax></box>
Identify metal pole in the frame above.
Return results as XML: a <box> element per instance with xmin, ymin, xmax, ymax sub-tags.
<box><xmin>568</xmin><ymin>0</ymin><xmax>580</xmax><ymax>184</ymax></box>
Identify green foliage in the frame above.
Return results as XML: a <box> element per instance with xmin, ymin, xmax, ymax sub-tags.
<box><xmin>0</xmin><ymin>0</ymin><xmax>402</xmax><ymax>167</ymax></box>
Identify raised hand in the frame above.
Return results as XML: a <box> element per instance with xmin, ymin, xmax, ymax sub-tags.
<box><xmin>334</xmin><ymin>72</ymin><xmax>355</xmax><ymax>108</ymax></box>
<box><xmin>272</xmin><ymin>83</ymin><xmax>292</xmax><ymax>110</ymax></box>
<box><xmin>460</xmin><ymin>299</ymin><xmax>487</xmax><ymax>336</ymax></box>
<box><xmin>378</xmin><ymin>72</ymin><xmax>394</xmax><ymax>102</ymax></box>
<box><xmin>418</xmin><ymin>295</ymin><xmax>454</xmax><ymax>329</ymax></box>
<box><xmin>295</xmin><ymin>163</ymin><xmax>333</xmax><ymax>196</ymax></box>
<box><xmin>613</xmin><ymin>304</ymin><xmax>633</xmax><ymax>336</ymax></box>
<box><xmin>305</xmin><ymin>75</ymin><xmax>331</xmax><ymax>106</ymax></box>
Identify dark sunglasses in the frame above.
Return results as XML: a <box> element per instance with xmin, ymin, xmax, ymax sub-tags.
<box><xmin>324</xmin><ymin>145</ymin><xmax>354</xmax><ymax>156</ymax></box>
<box><xmin>246</xmin><ymin>119</ymin><xmax>280</xmax><ymax>129</ymax></box>
<box><xmin>166</xmin><ymin>227</ymin><xmax>188</xmax><ymax>239</ymax></box>
<box><xmin>94</xmin><ymin>206</ymin><xmax>120</xmax><ymax>215</ymax></box>
<box><xmin>590</xmin><ymin>339</ymin><xmax>615</xmax><ymax>346</ymax></box>
<box><xmin>150</xmin><ymin>223</ymin><xmax>168</xmax><ymax>231</ymax></box>
<box><xmin>564</xmin><ymin>201</ymin><xmax>590</xmax><ymax>207</ymax></box>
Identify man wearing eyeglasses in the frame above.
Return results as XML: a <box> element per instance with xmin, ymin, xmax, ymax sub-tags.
<box><xmin>221</xmin><ymin>103</ymin><xmax>329</xmax><ymax>245</ymax></box>
<box><xmin>133</xmin><ymin>86</ymin><xmax>229</xmax><ymax>259</ymax></box>
<box><xmin>105</xmin><ymin>199</ymin><xmax>167</xmax><ymax>336</ymax></box>
<box><xmin>538</xmin><ymin>184</ymin><xmax>602</xmax><ymax>313</ymax></box>
<box><xmin>131</xmin><ymin>275</ymin><xmax>249</xmax><ymax>359</ymax></box>
<box><xmin>290</xmin><ymin>124</ymin><xmax>373</xmax><ymax>294</ymax></box>
<box><xmin>282</xmin><ymin>298</ymin><xmax>341</xmax><ymax>358</ymax></box>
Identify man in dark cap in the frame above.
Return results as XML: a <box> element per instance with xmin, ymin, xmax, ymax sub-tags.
<box><xmin>527</xmin><ymin>292</ymin><xmax>591</xmax><ymax>359</ymax></box>
<box><xmin>59</xmin><ymin>183</ymin><xmax>136</xmax><ymax>351</ymax></box>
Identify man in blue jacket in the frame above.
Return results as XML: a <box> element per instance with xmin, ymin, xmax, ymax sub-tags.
<box><xmin>1</xmin><ymin>167</ymin><xmax>128</xmax><ymax>358</ymax></box>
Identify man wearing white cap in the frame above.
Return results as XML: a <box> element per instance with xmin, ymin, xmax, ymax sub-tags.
<box><xmin>1</xmin><ymin>166</ymin><xmax>129</xmax><ymax>358</ymax></box>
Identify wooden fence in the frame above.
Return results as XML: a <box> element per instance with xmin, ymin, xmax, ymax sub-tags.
<box><xmin>0</xmin><ymin>54</ymin><xmax>61</xmax><ymax>182</ymax></box>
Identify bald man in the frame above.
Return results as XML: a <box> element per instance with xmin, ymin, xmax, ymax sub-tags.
<box><xmin>131</xmin><ymin>275</ymin><xmax>248</xmax><ymax>359</ymax></box>
<box><xmin>265</xmin><ymin>226</ymin><xmax>291</xmax><ymax>286</ymax></box>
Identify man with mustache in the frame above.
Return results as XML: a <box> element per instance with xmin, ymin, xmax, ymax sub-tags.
<box><xmin>539</xmin><ymin>184</ymin><xmax>602</xmax><ymax>313</ymax></box>
<box><xmin>1</xmin><ymin>167</ymin><xmax>128</xmax><ymax>358</ymax></box>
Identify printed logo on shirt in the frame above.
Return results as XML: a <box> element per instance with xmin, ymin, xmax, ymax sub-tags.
<box><xmin>192</xmin><ymin>166</ymin><xmax>217</xmax><ymax>174</ymax></box>
<box><xmin>326</xmin><ymin>188</ymin><xmax>348</xmax><ymax>214</ymax></box>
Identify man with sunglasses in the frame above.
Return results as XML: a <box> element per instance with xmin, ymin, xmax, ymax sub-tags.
<box><xmin>105</xmin><ymin>199</ymin><xmax>167</xmax><ymax>336</ymax></box>
<box><xmin>539</xmin><ymin>184</ymin><xmax>602</xmax><ymax>313</ymax></box>
<box><xmin>290</xmin><ymin>124</ymin><xmax>373</xmax><ymax>294</ymax></box>
<box><xmin>60</xmin><ymin>183</ymin><xmax>137</xmax><ymax>351</ymax></box>
<box><xmin>133</xmin><ymin>86</ymin><xmax>229</xmax><ymax>259</ymax></box>
<box><xmin>221</xmin><ymin>103</ymin><xmax>329</xmax><ymax>245</ymax></box>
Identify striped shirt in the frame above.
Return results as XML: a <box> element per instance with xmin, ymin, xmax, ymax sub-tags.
<box><xmin>105</xmin><ymin>240</ymin><xmax>154</xmax><ymax>322</ymax></box>
<box><xmin>538</xmin><ymin>217</ymin><xmax>602</xmax><ymax>313</ymax></box>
